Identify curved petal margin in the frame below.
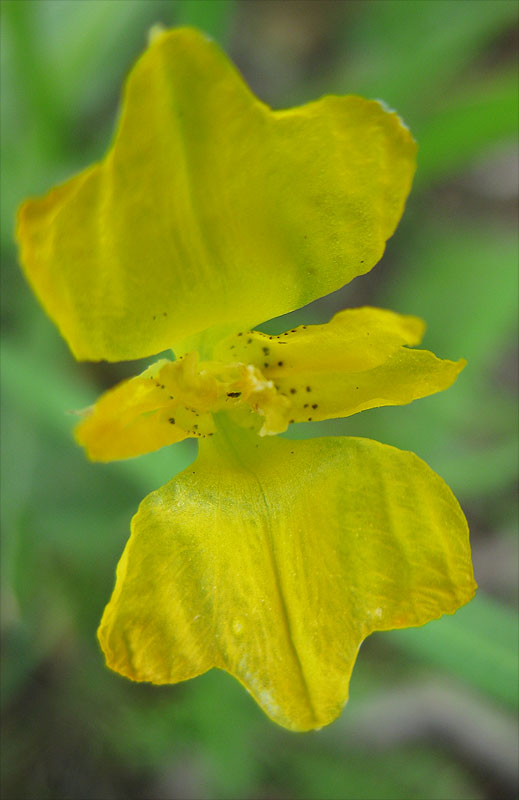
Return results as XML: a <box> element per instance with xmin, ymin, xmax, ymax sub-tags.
<box><xmin>98</xmin><ymin>425</ymin><xmax>475</xmax><ymax>730</ymax></box>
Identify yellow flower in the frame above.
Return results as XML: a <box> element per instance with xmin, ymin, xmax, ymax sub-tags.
<box><xmin>16</xmin><ymin>27</ymin><xmax>476</xmax><ymax>731</ymax></box>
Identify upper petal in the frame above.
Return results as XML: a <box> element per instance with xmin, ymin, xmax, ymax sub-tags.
<box><xmin>16</xmin><ymin>27</ymin><xmax>416</xmax><ymax>362</ymax></box>
<box><xmin>98</xmin><ymin>424</ymin><xmax>476</xmax><ymax>731</ymax></box>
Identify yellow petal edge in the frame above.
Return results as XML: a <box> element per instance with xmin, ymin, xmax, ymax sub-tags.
<box><xmin>98</xmin><ymin>426</ymin><xmax>476</xmax><ymax>731</ymax></box>
<box><xmin>16</xmin><ymin>27</ymin><xmax>416</xmax><ymax>362</ymax></box>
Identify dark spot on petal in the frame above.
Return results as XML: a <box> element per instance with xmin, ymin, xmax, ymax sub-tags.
<box><xmin>238</xmin><ymin>332</ymin><xmax>243</xmax><ymax>336</ymax></box>
<box><xmin>304</xmin><ymin>403</ymin><xmax>309</xmax><ymax>408</ymax></box>
<box><xmin>169</xmin><ymin>418</ymin><xmax>175</xmax><ymax>424</ymax></box>
<box><xmin>289</xmin><ymin>419</ymin><xmax>295</xmax><ymax>424</ymax></box>
<box><xmin>290</xmin><ymin>388</ymin><xmax>297</xmax><ymax>394</ymax></box>
<box><xmin>247</xmin><ymin>338</ymin><xmax>252</xmax><ymax>343</ymax></box>
<box><xmin>262</xmin><ymin>347</ymin><xmax>270</xmax><ymax>355</ymax></box>
<box><xmin>312</xmin><ymin>403</ymin><xmax>318</xmax><ymax>409</ymax></box>
<box><xmin>278</xmin><ymin>361</ymin><xmax>284</xmax><ymax>367</ymax></box>
<box><xmin>227</xmin><ymin>391</ymin><xmax>241</xmax><ymax>398</ymax></box>
<box><xmin>194</xmin><ymin>424</ymin><xmax>198</xmax><ymax>430</ymax></box>
<box><xmin>306</xmin><ymin>386</ymin><xmax>311</xmax><ymax>392</ymax></box>
<box><xmin>307</xmin><ymin>417</ymin><xmax>312</xmax><ymax>421</ymax></box>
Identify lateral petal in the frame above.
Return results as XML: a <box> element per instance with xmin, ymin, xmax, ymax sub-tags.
<box><xmin>215</xmin><ymin>308</ymin><xmax>463</xmax><ymax>428</ymax></box>
<box><xmin>280</xmin><ymin>349</ymin><xmax>466</xmax><ymax>424</ymax></box>
<box><xmin>75</xmin><ymin>357</ymin><xmax>215</xmax><ymax>462</ymax></box>
<box><xmin>215</xmin><ymin>307</ymin><xmax>426</xmax><ymax>373</ymax></box>
<box><xmin>17</xmin><ymin>28</ymin><xmax>416</xmax><ymax>362</ymax></box>
<box><xmin>98</xmin><ymin>426</ymin><xmax>475</xmax><ymax>730</ymax></box>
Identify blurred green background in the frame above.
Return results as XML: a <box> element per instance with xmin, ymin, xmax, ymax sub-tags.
<box><xmin>1</xmin><ymin>1</ymin><xmax>517</xmax><ymax>799</ymax></box>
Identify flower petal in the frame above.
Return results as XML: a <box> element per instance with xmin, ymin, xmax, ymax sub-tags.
<box><xmin>216</xmin><ymin>306</ymin><xmax>426</xmax><ymax>373</ymax></box>
<box><xmin>280</xmin><ymin>349</ymin><xmax>466</xmax><ymax>424</ymax></box>
<box><xmin>98</xmin><ymin>425</ymin><xmax>475</xmax><ymax>730</ymax></box>
<box><xmin>76</xmin><ymin>357</ymin><xmax>215</xmax><ymax>461</ymax></box>
<box><xmin>17</xmin><ymin>28</ymin><xmax>416</xmax><ymax>362</ymax></box>
<box><xmin>215</xmin><ymin>307</ymin><xmax>464</xmax><ymax>427</ymax></box>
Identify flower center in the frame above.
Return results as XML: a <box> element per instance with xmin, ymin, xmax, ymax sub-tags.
<box><xmin>149</xmin><ymin>351</ymin><xmax>291</xmax><ymax>437</ymax></box>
